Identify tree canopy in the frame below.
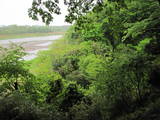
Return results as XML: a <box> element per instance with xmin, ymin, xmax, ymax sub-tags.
<box><xmin>29</xmin><ymin>0</ymin><xmax>103</xmax><ymax>24</ymax></box>
<box><xmin>29</xmin><ymin>0</ymin><xmax>160</xmax><ymax>25</ymax></box>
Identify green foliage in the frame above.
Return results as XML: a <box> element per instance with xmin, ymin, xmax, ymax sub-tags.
<box><xmin>0</xmin><ymin>44</ymin><xmax>34</xmax><ymax>95</ymax></box>
<box><xmin>29</xmin><ymin>0</ymin><xmax>103</xmax><ymax>24</ymax></box>
<box><xmin>1</xmin><ymin>0</ymin><xmax>160</xmax><ymax>120</ymax></box>
<box><xmin>0</xmin><ymin>92</ymin><xmax>40</xmax><ymax>120</ymax></box>
<box><xmin>0</xmin><ymin>44</ymin><xmax>26</xmax><ymax>78</ymax></box>
<box><xmin>134</xmin><ymin>38</ymin><xmax>152</xmax><ymax>51</ymax></box>
<box><xmin>28</xmin><ymin>0</ymin><xmax>160</xmax><ymax>115</ymax></box>
<box><xmin>79</xmin><ymin>54</ymin><xmax>105</xmax><ymax>78</ymax></box>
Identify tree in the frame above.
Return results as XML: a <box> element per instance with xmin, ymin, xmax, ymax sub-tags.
<box><xmin>29</xmin><ymin>0</ymin><xmax>103</xmax><ymax>24</ymax></box>
<box><xmin>0</xmin><ymin>44</ymin><xmax>33</xmax><ymax>95</ymax></box>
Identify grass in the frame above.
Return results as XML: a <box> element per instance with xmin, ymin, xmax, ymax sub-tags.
<box><xmin>28</xmin><ymin>38</ymin><xmax>68</xmax><ymax>75</ymax></box>
<box><xmin>28</xmin><ymin>35</ymin><xmax>78</xmax><ymax>75</ymax></box>
<box><xmin>0</xmin><ymin>32</ymin><xmax>65</xmax><ymax>40</ymax></box>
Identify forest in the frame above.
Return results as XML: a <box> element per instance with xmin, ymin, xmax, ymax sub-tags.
<box><xmin>0</xmin><ymin>25</ymin><xmax>70</xmax><ymax>34</ymax></box>
<box><xmin>0</xmin><ymin>25</ymin><xmax>70</xmax><ymax>40</ymax></box>
<box><xmin>0</xmin><ymin>0</ymin><xmax>160</xmax><ymax>120</ymax></box>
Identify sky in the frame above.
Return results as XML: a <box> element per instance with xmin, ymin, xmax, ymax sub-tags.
<box><xmin>0</xmin><ymin>0</ymin><xmax>69</xmax><ymax>26</ymax></box>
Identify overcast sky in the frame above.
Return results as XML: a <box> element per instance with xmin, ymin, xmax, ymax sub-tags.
<box><xmin>0</xmin><ymin>0</ymin><xmax>69</xmax><ymax>26</ymax></box>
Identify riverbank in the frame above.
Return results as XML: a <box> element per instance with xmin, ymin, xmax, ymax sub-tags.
<box><xmin>0</xmin><ymin>32</ymin><xmax>64</xmax><ymax>40</ymax></box>
<box><xmin>28</xmin><ymin>37</ymin><xmax>69</xmax><ymax>74</ymax></box>
<box><xmin>0</xmin><ymin>35</ymin><xmax>62</xmax><ymax>60</ymax></box>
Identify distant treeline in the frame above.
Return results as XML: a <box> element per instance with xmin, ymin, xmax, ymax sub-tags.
<box><xmin>0</xmin><ymin>25</ymin><xmax>70</xmax><ymax>34</ymax></box>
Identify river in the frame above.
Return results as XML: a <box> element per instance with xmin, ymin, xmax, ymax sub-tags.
<box><xmin>0</xmin><ymin>35</ymin><xmax>62</xmax><ymax>60</ymax></box>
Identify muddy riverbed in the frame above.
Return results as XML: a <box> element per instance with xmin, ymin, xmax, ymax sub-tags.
<box><xmin>0</xmin><ymin>35</ymin><xmax>62</xmax><ymax>60</ymax></box>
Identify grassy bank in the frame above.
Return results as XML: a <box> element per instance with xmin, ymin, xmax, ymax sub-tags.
<box><xmin>0</xmin><ymin>32</ymin><xmax>65</xmax><ymax>40</ymax></box>
<box><xmin>28</xmin><ymin>36</ymin><xmax>74</xmax><ymax>75</ymax></box>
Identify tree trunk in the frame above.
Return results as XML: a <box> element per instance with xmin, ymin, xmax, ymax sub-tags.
<box><xmin>14</xmin><ymin>82</ymin><xmax>18</xmax><ymax>90</ymax></box>
<box><xmin>158</xmin><ymin>0</ymin><xmax>160</xmax><ymax>5</ymax></box>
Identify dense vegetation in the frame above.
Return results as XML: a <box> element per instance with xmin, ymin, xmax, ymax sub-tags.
<box><xmin>0</xmin><ymin>0</ymin><xmax>160</xmax><ymax>120</ymax></box>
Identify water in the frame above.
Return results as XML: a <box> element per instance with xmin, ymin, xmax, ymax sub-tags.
<box><xmin>0</xmin><ymin>35</ymin><xmax>62</xmax><ymax>60</ymax></box>
<box><xmin>36</xmin><ymin>41</ymin><xmax>53</xmax><ymax>46</ymax></box>
<box><xmin>23</xmin><ymin>48</ymin><xmax>49</xmax><ymax>61</ymax></box>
